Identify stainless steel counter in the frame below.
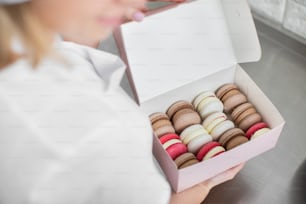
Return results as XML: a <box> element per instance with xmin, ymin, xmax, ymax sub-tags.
<box><xmin>99</xmin><ymin>16</ymin><xmax>306</xmax><ymax>204</ymax></box>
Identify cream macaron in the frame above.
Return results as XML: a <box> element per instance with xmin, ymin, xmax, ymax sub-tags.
<box><xmin>202</xmin><ymin>112</ymin><xmax>235</xmax><ymax>140</ymax></box>
<box><xmin>180</xmin><ymin>124</ymin><xmax>213</xmax><ymax>154</ymax></box>
<box><xmin>192</xmin><ymin>91</ymin><xmax>224</xmax><ymax>119</ymax></box>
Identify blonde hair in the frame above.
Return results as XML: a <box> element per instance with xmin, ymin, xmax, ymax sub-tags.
<box><xmin>0</xmin><ymin>3</ymin><xmax>53</xmax><ymax>69</ymax></box>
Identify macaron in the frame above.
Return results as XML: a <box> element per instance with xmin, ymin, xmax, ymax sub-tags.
<box><xmin>180</xmin><ymin>124</ymin><xmax>212</xmax><ymax>154</ymax></box>
<box><xmin>180</xmin><ymin>124</ymin><xmax>208</xmax><ymax>144</ymax></box>
<box><xmin>215</xmin><ymin>84</ymin><xmax>239</xmax><ymax>101</ymax></box>
<box><xmin>166</xmin><ymin>143</ymin><xmax>188</xmax><ymax>160</ymax></box>
<box><xmin>159</xmin><ymin>133</ymin><xmax>187</xmax><ymax>160</ymax></box>
<box><xmin>202</xmin><ymin>112</ymin><xmax>235</xmax><ymax>140</ymax></box>
<box><xmin>149</xmin><ymin>112</ymin><xmax>169</xmax><ymax>124</ymax></box>
<box><xmin>192</xmin><ymin>91</ymin><xmax>216</xmax><ymax>111</ymax></box>
<box><xmin>187</xmin><ymin>134</ymin><xmax>213</xmax><ymax>154</ymax></box>
<box><xmin>250</xmin><ymin>128</ymin><xmax>270</xmax><ymax>140</ymax></box>
<box><xmin>174</xmin><ymin>152</ymin><xmax>199</xmax><ymax>169</ymax></box>
<box><xmin>238</xmin><ymin>112</ymin><xmax>262</xmax><ymax>131</ymax></box>
<box><xmin>149</xmin><ymin>112</ymin><xmax>175</xmax><ymax>138</ymax></box>
<box><xmin>159</xmin><ymin>133</ymin><xmax>180</xmax><ymax>144</ymax></box>
<box><xmin>215</xmin><ymin>84</ymin><xmax>247</xmax><ymax>113</ymax></box>
<box><xmin>193</xmin><ymin>91</ymin><xmax>224</xmax><ymax>119</ymax></box>
<box><xmin>210</xmin><ymin>120</ymin><xmax>235</xmax><ymax>140</ymax></box>
<box><xmin>172</xmin><ymin>108</ymin><xmax>201</xmax><ymax>134</ymax></box>
<box><xmin>223</xmin><ymin>92</ymin><xmax>247</xmax><ymax>113</ymax></box>
<box><xmin>166</xmin><ymin>100</ymin><xmax>194</xmax><ymax>120</ymax></box>
<box><xmin>231</xmin><ymin>102</ymin><xmax>254</xmax><ymax>122</ymax></box>
<box><xmin>226</xmin><ymin>135</ymin><xmax>249</xmax><ymax>150</ymax></box>
<box><xmin>245</xmin><ymin>122</ymin><xmax>269</xmax><ymax>139</ymax></box>
<box><xmin>202</xmin><ymin>112</ymin><xmax>227</xmax><ymax>132</ymax></box>
<box><xmin>197</xmin><ymin>141</ymin><xmax>225</xmax><ymax>161</ymax></box>
<box><xmin>218</xmin><ymin>128</ymin><xmax>248</xmax><ymax>150</ymax></box>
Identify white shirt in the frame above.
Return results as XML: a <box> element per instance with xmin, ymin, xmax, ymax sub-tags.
<box><xmin>0</xmin><ymin>41</ymin><xmax>171</xmax><ymax>204</ymax></box>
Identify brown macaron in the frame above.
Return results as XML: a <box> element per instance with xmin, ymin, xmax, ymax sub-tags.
<box><xmin>226</xmin><ymin>135</ymin><xmax>249</xmax><ymax>150</ymax></box>
<box><xmin>218</xmin><ymin>128</ymin><xmax>246</xmax><ymax>147</ymax></box>
<box><xmin>174</xmin><ymin>152</ymin><xmax>199</xmax><ymax>169</ymax></box>
<box><xmin>149</xmin><ymin>112</ymin><xmax>169</xmax><ymax>125</ymax></box>
<box><xmin>231</xmin><ymin>102</ymin><xmax>254</xmax><ymax>122</ymax></box>
<box><xmin>221</xmin><ymin>89</ymin><xmax>241</xmax><ymax>102</ymax></box>
<box><xmin>223</xmin><ymin>93</ymin><xmax>248</xmax><ymax>113</ymax></box>
<box><xmin>172</xmin><ymin>108</ymin><xmax>201</xmax><ymax>134</ymax></box>
<box><xmin>152</xmin><ymin>119</ymin><xmax>172</xmax><ymax>131</ymax></box>
<box><xmin>238</xmin><ymin>113</ymin><xmax>262</xmax><ymax>131</ymax></box>
<box><xmin>149</xmin><ymin>112</ymin><xmax>175</xmax><ymax>138</ymax></box>
<box><xmin>166</xmin><ymin>100</ymin><xmax>194</xmax><ymax>120</ymax></box>
<box><xmin>215</xmin><ymin>84</ymin><xmax>239</xmax><ymax>101</ymax></box>
<box><xmin>235</xmin><ymin>107</ymin><xmax>257</xmax><ymax>125</ymax></box>
<box><xmin>154</xmin><ymin>126</ymin><xmax>176</xmax><ymax>138</ymax></box>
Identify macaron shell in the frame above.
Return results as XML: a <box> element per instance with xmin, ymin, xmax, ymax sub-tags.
<box><xmin>203</xmin><ymin>146</ymin><xmax>225</xmax><ymax>160</ymax></box>
<box><xmin>246</xmin><ymin>122</ymin><xmax>269</xmax><ymax>139</ymax></box>
<box><xmin>197</xmin><ymin>97</ymin><xmax>221</xmax><ymax>113</ymax></box>
<box><xmin>231</xmin><ymin>102</ymin><xmax>254</xmax><ymax>122</ymax></box>
<box><xmin>174</xmin><ymin>152</ymin><xmax>197</xmax><ymax>168</ymax></box>
<box><xmin>152</xmin><ymin>119</ymin><xmax>172</xmax><ymax>131</ymax></box>
<box><xmin>197</xmin><ymin>141</ymin><xmax>221</xmax><ymax>161</ymax></box>
<box><xmin>223</xmin><ymin>93</ymin><xmax>248</xmax><ymax>113</ymax></box>
<box><xmin>159</xmin><ymin>133</ymin><xmax>180</xmax><ymax>144</ymax></box>
<box><xmin>239</xmin><ymin>113</ymin><xmax>262</xmax><ymax>131</ymax></box>
<box><xmin>187</xmin><ymin>133</ymin><xmax>213</xmax><ymax>154</ymax></box>
<box><xmin>215</xmin><ymin>84</ymin><xmax>239</xmax><ymax>100</ymax></box>
<box><xmin>179</xmin><ymin>159</ymin><xmax>199</xmax><ymax>169</ymax></box>
<box><xmin>210</xmin><ymin>120</ymin><xmax>235</xmax><ymax>140</ymax></box>
<box><xmin>235</xmin><ymin>107</ymin><xmax>257</xmax><ymax>125</ymax></box>
<box><xmin>218</xmin><ymin>128</ymin><xmax>245</xmax><ymax>146</ymax></box>
<box><xmin>226</xmin><ymin>135</ymin><xmax>249</xmax><ymax>150</ymax></box>
<box><xmin>149</xmin><ymin>112</ymin><xmax>169</xmax><ymax>124</ymax></box>
<box><xmin>180</xmin><ymin>124</ymin><xmax>207</xmax><ymax>141</ymax></box>
<box><xmin>154</xmin><ymin>125</ymin><xmax>176</xmax><ymax>138</ymax></box>
<box><xmin>173</xmin><ymin>109</ymin><xmax>201</xmax><ymax>133</ymax></box>
<box><xmin>199</xmin><ymin>100</ymin><xmax>224</xmax><ymax>119</ymax></box>
<box><xmin>202</xmin><ymin>112</ymin><xmax>227</xmax><ymax>131</ymax></box>
<box><xmin>163</xmin><ymin>139</ymin><xmax>183</xmax><ymax>150</ymax></box>
<box><xmin>192</xmin><ymin>91</ymin><xmax>216</xmax><ymax>110</ymax></box>
<box><xmin>221</xmin><ymin>89</ymin><xmax>241</xmax><ymax>102</ymax></box>
<box><xmin>167</xmin><ymin>100</ymin><xmax>194</xmax><ymax>120</ymax></box>
<box><xmin>166</xmin><ymin>143</ymin><xmax>187</xmax><ymax>160</ymax></box>
<box><xmin>182</xmin><ymin>131</ymin><xmax>203</xmax><ymax>145</ymax></box>
<box><xmin>251</xmin><ymin>128</ymin><xmax>270</xmax><ymax>140</ymax></box>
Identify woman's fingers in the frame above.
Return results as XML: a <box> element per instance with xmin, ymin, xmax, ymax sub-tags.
<box><xmin>149</xmin><ymin>0</ymin><xmax>186</xmax><ymax>2</ymax></box>
<box><xmin>125</xmin><ymin>0</ymin><xmax>186</xmax><ymax>22</ymax></box>
<box><xmin>125</xmin><ymin>7</ymin><xmax>146</xmax><ymax>22</ymax></box>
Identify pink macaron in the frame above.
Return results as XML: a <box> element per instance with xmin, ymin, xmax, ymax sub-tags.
<box><xmin>166</xmin><ymin>143</ymin><xmax>188</xmax><ymax>160</ymax></box>
<box><xmin>196</xmin><ymin>141</ymin><xmax>225</xmax><ymax>161</ymax></box>
<box><xmin>245</xmin><ymin>122</ymin><xmax>269</xmax><ymax>139</ymax></box>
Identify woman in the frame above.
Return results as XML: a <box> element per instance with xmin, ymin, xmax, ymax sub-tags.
<box><xmin>0</xmin><ymin>0</ymin><xmax>244</xmax><ymax>203</ymax></box>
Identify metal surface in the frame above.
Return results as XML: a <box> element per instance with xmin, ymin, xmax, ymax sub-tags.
<box><xmin>99</xmin><ymin>17</ymin><xmax>306</xmax><ymax>204</ymax></box>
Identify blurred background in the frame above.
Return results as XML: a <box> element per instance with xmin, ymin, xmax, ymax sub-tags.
<box><xmin>98</xmin><ymin>1</ymin><xmax>306</xmax><ymax>203</ymax></box>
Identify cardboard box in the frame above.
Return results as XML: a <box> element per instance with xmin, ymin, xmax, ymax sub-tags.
<box><xmin>114</xmin><ymin>0</ymin><xmax>285</xmax><ymax>192</ymax></box>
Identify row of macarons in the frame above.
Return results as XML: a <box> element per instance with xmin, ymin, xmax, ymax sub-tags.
<box><xmin>149</xmin><ymin>83</ymin><xmax>271</xmax><ymax>169</ymax></box>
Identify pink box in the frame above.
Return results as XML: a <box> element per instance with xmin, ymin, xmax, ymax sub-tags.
<box><xmin>114</xmin><ymin>0</ymin><xmax>285</xmax><ymax>193</ymax></box>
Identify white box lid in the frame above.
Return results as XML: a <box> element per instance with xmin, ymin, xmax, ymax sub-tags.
<box><xmin>119</xmin><ymin>0</ymin><xmax>261</xmax><ymax>104</ymax></box>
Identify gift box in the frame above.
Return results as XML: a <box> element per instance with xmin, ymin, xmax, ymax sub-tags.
<box><xmin>114</xmin><ymin>0</ymin><xmax>285</xmax><ymax>193</ymax></box>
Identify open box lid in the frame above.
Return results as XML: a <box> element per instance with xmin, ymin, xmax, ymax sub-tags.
<box><xmin>117</xmin><ymin>0</ymin><xmax>261</xmax><ymax>104</ymax></box>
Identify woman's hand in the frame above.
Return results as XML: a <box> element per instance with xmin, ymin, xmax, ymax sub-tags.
<box><xmin>169</xmin><ymin>163</ymin><xmax>245</xmax><ymax>204</ymax></box>
<box><xmin>126</xmin><ymin>0</ymin><xmax>186</xmax><ymax>22</ymax></box>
